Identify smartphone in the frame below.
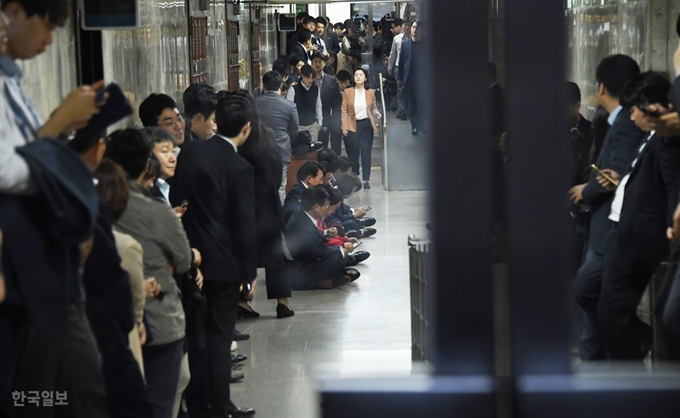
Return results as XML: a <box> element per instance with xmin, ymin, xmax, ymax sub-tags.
<box><xmin>638</xmin><ymin>104</ymin><xmax>662</xmax><ymax>118</ymax></box>
<box><xmin>365</xmin><ymin>206</ymin><xmax>372</xmax><ymax>211</ymax></box>
<box><xmin>591</xmin><ymin>164</ymin><xmax>619</xmax><ymax>187</ymax></box>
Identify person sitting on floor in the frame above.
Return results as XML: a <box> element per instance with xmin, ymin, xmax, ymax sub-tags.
<box><xmin>333</xmin><ymin>173</ymin><xmax>377</xmax><ymax>238</ymax></box>
<box><xmin>319</xmin><ymin>184</ymin><xmax>371</xmax><ymax>266</ymax></box>
<box><xmin>283</xmin><ymin>161</ymin><xmax>325</xmax><ymax>223</ymax></box>
<box><xmin>286</xmin><ymin>186</ymin><xmax>361</xmax><ymax>289</ymax></box>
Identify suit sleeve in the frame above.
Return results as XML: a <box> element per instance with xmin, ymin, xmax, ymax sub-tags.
<box><xmin>316</xmin><ymin>87</ymin><xmax>323</xmax><ymax>126</ymax></box>
<box><xmin>154</xmin><ymin>204</ymin><xmax>193</xmax><ymax>276</ymax></box>
<box><xmin>286</xmin><ymin>87</ymin><xmax>296</xmax><ymax>102</ymax></box>
<box><xmin>341</xmin><ymin>91</ymin><xmax>349</xmax><ymax>132</ymax></box>
<box><xmin>388</xmin><ymin>38</ymin><xmax>398</xmax><ymax>73</ymax></box>
<box><xmin>658</xmin><ymin>139</ymin><xmax>680</xmax><ymax>226</ymax></box>
<box><xmin>288</xmin><ymin>104</ymin><xmax>300</xmax><ymax>141</ymax></box>
<box><xmin>234</xmin><ymin>165</ymin><xmax>258</xmax><ymax>282</ymax></box>
<box><xmin>609</xmin><ymin>122</ymin><xmax>644</xmax><ymax>176</ymax></box>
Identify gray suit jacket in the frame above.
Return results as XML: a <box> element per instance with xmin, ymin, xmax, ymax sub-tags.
<box><xmin>115</xmin><ymin>183</ymin><xmax>192</xmax><ymax>346</ymax></box>
<box><xmin>256</xmin><ymin>91</ymin><xmax>300</xmax><ymax>165</ymax></box>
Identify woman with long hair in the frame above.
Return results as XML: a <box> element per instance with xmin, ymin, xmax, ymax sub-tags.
<box><xmin>341</xmin><ymin>68</ymin><xmax>382</xmax><ymax>189</ymax></box>
<box><xmin>232</xmin><ymin>90</ymin><xmax>295</xmax><ymax>318</ymax></box>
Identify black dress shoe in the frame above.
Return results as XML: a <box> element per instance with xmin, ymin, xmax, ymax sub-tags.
<box><xmin>237</xmin><ymin>305</ymin><xmax>260</xmax><ymax>319</ymax></box>
<box><xmin>352</xmin><ymin>251</ymin><xmax>370</xmax><ymax>264</ymax></box>
<box><xmin>359</xmin><ymin>217</ymin><xmax>376</xmax><ymax>227</ymax></box>
<box><xmin>345</xmin><ymin>230</ymin><xmax>362</xmax><ymax>238</ymax></box>
<box><xmin>234</xmin><ymin>329</ymin><xmax>250</xmax><ymax>341</ymax></box>
<box><xmin>345</xmin><ymin>268</ymin><xmax>361</xmax><ymax>282</ymax></box>
<box><xmin>411</xmin><ymin>127</ymin><xmax>419</xmax><ymax>136</ymax></box>
<box><xmin>363</xmin><ymin>181</ymin><xmax>371</xmax><ymax>189</ymax></box>
<box><xmin>309</xmin><ymin>141</ymin><xmax>324</xmax><ymax>152</ymax></box>
<box><xmin>227</xmin><ymin>406</ymin><xmax>256</xmax><ymax>417</ymax></box>
<box><xmin>230</xmin><ymin>372</ymin><xmax>245</xmax><ymax>383</ymax></box>
<box><xmin>360</xmin><ymin>228</ymin><xmax>377</xmax><ymax>238</ymax></box>
<box><xmin>231</xmin><ymin>354</ymin><xmax>247</xmax><ymax>364</ymax></box>
<box><xmin>277</xmin><ymin>303</ymin><xmax>295</xmax><ymax>319</ymax></box>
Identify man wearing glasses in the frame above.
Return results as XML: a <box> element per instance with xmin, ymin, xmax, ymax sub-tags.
<box><xmin>139</xmin><ymin>93</ymin><xmax>187</xmax><ymax>146</ymax></box>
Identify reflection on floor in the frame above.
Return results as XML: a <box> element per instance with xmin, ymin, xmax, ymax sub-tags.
<box><xmin>230</xmin><ymin>170</ymin><xmax>429</xmax><ymax>418</ymax></box>
<box><xmin>384</xmin><ymin>112</ymin><xmax>429</xmax><ymax>191</ymax></box>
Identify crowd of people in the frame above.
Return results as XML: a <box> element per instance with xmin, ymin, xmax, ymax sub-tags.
<box><xmin>560</xmin><ymin>15</ymin><xmax>680</xmax><ymax>362</ymax></box>
<box><xmin>0</xmin><ymin>1</ymin><xmax>383</xmax><ymax>418</ymax></box>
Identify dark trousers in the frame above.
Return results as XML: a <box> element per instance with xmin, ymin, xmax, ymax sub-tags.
<box><xmin>657</xmin><ymin>241</ymin><xmax>680</xmax><ymax>360</ymax></box>
<box><xmin>396</xmin><ymin>83</ymin><xmax>408</xmax><ymax>116</ymax></box>
<box><xmin>184</xmin><ymin>295</ymin><xmax>210</xmax><ymax>415</ymax></box>
<box><xmin>573</xmin><ymin>248</ymin><xmax>606</xmax><ymax>361</ymax></box>
<box><xmin>204</xmin><ymin>281</ymin><xmax>240</xmax><ymax>418</ymax></box>
<box><xmin>143</xmin><ymin>339</ymin><xmax>184</xmax><ymax>418</ymax></box>
<box><xmin>265</xmin><ymin>264</ymin><xmax>293</xmax><ymax>299</ymax></box>
<box><xmin>10</xmin><ymin>303</ymin><xmax>110</xmax><ymax>418</ymax></box>
<box><xmin>87</xmin><ymin>310</ymin><xmax>154</xmax><ymax>418</ymax></box>
<box><xmin>329</xmin><ymin>129</ymin><xmax>343</xmax><ymax>156</ymax></box>
<box><xmin>319</xmin><ymin>128</ymin><xmax>329</xmax><ymax>149</ymax></box>
<box><xmin>346</xmin><ymin>119</ymin><xmax>374</xmax><ymax>182</ymax></box>
<box><xmin>406</xmin><ymin>82</ymin><xmax>422</xmax><ymax>130</ymax></box>
<box><xmin>290</xmin><ymin>258</ymin><xmax>346</xmax><ymax>290</ymax></box>
<box><xmin>341</xmin><ymin>219</ymin><xmax>361</xmax><ymax>234</ymax></box>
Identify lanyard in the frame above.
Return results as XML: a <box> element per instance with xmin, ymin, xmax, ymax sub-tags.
<box><xmin>4</xmin><ymin>81</ymin><xmax>39</xmax><ymax>142</ymax></box>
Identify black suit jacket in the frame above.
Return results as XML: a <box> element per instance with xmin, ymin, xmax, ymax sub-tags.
<box><xmin>288</xmin><ymin>43</ymin><xmax>309</xmax><ymax>63</ymax></box>
<box><xmin>617</xmin><ymin>133</ymin><xmax>680</xmax><ymax>259</ymax></box>
<box><xmin>319</xmin><ymin>76</ymin><xmax>341</xmax><ymax>131</ymax></box>
<box><xmin>328</xmin><ymin>31</ymin><xmax>341</xmax><ymax>55</ymax></box>
<box><xmin>582</xmin><ymin>108</ymin><xmax>646</xmax><ymax>254</ymax></box>
<box><xmin>283</xmin><ymin>182</ymin><xmax>306</xmax><ymax>224</ymax></box>
<box><xmin>285</xmin><ymin>210</ymin><xmax>341</xmax><ymax>263</ymax></box>
<box><xmin>170</xmin><ymin>137</ymin><xmax>257</xmax><ymax>284</ymax></box>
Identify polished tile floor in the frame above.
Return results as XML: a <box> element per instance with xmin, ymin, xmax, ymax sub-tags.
<box><xmin>230</xmin><ymin>171</ymin><xmax>429</xmax><ymax>418</ymax></box>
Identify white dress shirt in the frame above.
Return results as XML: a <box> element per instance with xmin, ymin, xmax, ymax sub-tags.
<box><xmin>609</xmin><ymin>131</ymin><xmax>654</xmax><ymax>223</ymax></box>
<box><xmin>156</xmin><ymin>178</ymin><xmax>171</xmax><ymax>205</ymax></box>
<box><xmin>354</xmin><ymin>88</ymin><xmax>369</xmax><ymax>120</ymax></box>
<box><xmin>388</xmin><ymin>33</ymin><xmax>404</xmax><ymax>73</ymax></box>
<box><xmin>286</xmin><ymin>82</ymin><xmax>323</xmax><ymax>126</ymax></box>
<box><xmin>0</xmin><ymin>55</ymin><xmax>42</xmax><ymax>194</ymax></box>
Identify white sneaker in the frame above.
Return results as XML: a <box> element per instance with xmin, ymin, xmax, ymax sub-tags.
<box><xmin>231</xmin><ymin>341</ymin><xmax>238</xmax><ymax>352</ymax></box>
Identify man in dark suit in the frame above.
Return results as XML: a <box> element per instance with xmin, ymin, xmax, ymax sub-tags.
<box><xmin>171</xmin><ymin>96</ymin><xmax>257</xmax><ymax>417</ymax></box>
<box><xmin>312</xmin><ymin>52</ymin><xmax>337</xmax><ymax>149</ymax></box>
<box><xmin>256</xmin><ymin>71</ymin><xmax>300</xmax><ymax>203</ymax></box>
<box><xmin>285</xmin><ymin>186</ymin><xmax>360</xmax><ymax>289</ymax></box>
<box><xmin>326</xmin><ymin>70</ymin><xmax>352</xmax><ymax>155</ymax></box>
<box><xmin>570</xmin><ymin>54</ymin><xmax>646</xmax><ymax>361</ymax></box>
<box><xmin>283</xmin><ymin>161</ymin><xmax>325</xmax><ymax>224</ymax></box>
<box><xmin>288</xmin><ymin>28</ymin><xmax>313</xmax><ymax>65</ymax></box>
<box><xmin>397</xmin><ymin>20</ymin><xmax>425</xmax><ymax>135</ymax></box>
<box><xmin>588</xmin><ymin>72</ymin><xmax>680</xmax><ymax>360</ymax></box>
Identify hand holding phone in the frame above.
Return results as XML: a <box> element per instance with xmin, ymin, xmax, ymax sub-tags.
<box><xmin>591</xmin><ymin>164</ymin><xmax>620</xmax><ymax>188</ymax></box>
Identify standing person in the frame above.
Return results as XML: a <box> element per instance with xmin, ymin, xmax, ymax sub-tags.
<box><xmin>256</xmin><ymin>71</ymin><xmax>300</xmax><ymax>203</ymax></box>
<box><xmin>393</xmin><ymin>1</ymin><xmax>416</xmax><ymax>21</ymax></box>
<box><xmin>288</xmin><ymin>28</ymin><xmax>313</xmax><ymax>65</ymax></box>
<box><xmin>237</xmin><ymin>91</ymin><xmax>295</xmax><ymax>319</ymax></box>
<box><xmin>139</xmin><ymin>93</ymin><xmax>187</xmax><ymax>147</ymax></box>
<box><xmin>326</xmin><ymin>70</ymin><xmax>351</xmax><ymax>155</ymax></box>
<box><xmin>387</xmin><ymin>19</ymin><xmax>406</xmax><ymax>118</ymax></box>
<box><xmin>287</xmin><ymin>64</ymin><xmax>323</xmax><ymax>144</ymax></box>
<box><xmin>185</xmin><ymin>88</ymin><xmax>218</xmax><ymax>141</ymax></box>
<box><xmin>171</xmin><ymin>96</ymin><xmax>257</xmax><ymax>418</ymax></box>
<box><xmin>398</xmin><ymin>20</ymin><xmax>425</xmax><ymax>135</ymax></box>
<box><xmin>341</xmin><ymin>68</ymin><xmax>382</xmax><ymax>190</ymax></box>
<box><xmin>312</xmin><ymin>52</ymin><xmax>337</xmax><ymax>149</ymax></box>
<box><xmin>315</xmin><ymin>17</ymin><xmax>329</xmax><ymax>56</ymax></box>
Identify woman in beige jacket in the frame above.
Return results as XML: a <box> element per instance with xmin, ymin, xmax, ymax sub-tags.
<box><xmin>341</xmin><ymin>68</ymin><xmax>382</xmax><ymax>189</ymax></box>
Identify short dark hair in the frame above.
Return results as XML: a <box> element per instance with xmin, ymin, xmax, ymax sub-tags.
<box><xmin>300</xmin><ymin>185</ymin><xmax>330</xmax><ymax>212</ymax></box>
<box><xmin>619</xmin><ymin>71</ymin><xmax>672</xmax><ymax>110</ymax></box>
<box><xmin>315</xmin><ymin>17</ymin><xmax>327</xmax><ymax>27</ymax></box>
<box><xmin>68</xmin><ymin>127</ymin><xmax>105</xmax><ymax>154</ymax></box>
<box><xmin>393</xmin><ymin>18</ymin><xmax>404</xmax><ymax>27</ymax></box>
<box><xmin>2</xmin><ymin>0</ymin><xmax>70</xmax><ymax>27</ymax></box>
<box><xmin>105</xmin><ymin>129</ymin><xmax>151</xmax><ymax>179</ymax></box>
<box><xmin>296</xmin><ymin>11</ymin><xmax>309</xmax><ymax>21</ymax></box>
<box><xmin>300</xmin><ymin>64</ymin><xmax>315</xmax><ymax>79</ymax></box>
<box><xmin>262</xmin><ymin>71</ymin><xmax>283</xmax><ymax>92</ymax></box>
<box><xmin>349</xmin><ymin>51</ymin><xmax>362</xmax><ymax>63</ymax></box>
<box><xmin>595</xmin><ymin>54</ymin><xmax>641</xmax><ymax>98</ymax></box>
<box><xmin>311</xmin><ymin>52</ymin><xmax>328</xmax><ymax>62</ymax></box>
<box><xmin>336</xmin><ymin>156</ymin><xmax>353</xmax><ymax>172</ymax></box>
<box><xmin>289</xmin><ymin>55</ymin><xmax>305</xmax><ymax>67</ymax></box>
<box><xmin>335</xmin><ymin>172</ymin><xmax>362</xmax><ymax>196</ymax></box>
<box><xmin>297</xmin><ymin>161</ymin><xmax>323</xmax><ymax>183</ymax></box>
<box><xmin>184</xmin><ymin>88</ymin><xmax>218</xmax><ymax>119</ymax></box>
<box><xmin>333</xmin><ymin>22</ymin><xmax>345</xmax><ymax>30</ymax></box>
<box><xmin>302</xmin><ymin>16</ymin><xmax>317</xmax><ymax>27</ymax></box>
<box><xmin>141</xmin><ymin>127</ymin><xmax>176</xmax><ymax>148</ymax></box>
<box><xmin>336</xmin><ymin>70</ymin><xmax>352</xmax><ymax>82</ymax></box>
<box><xmin>565</xmin><ymin>82</ymin><xmax>582</xmax><ymax>107</ymax></box>
<box><xmin>215</xmin><ymin>95</ymin><xmax>255</xmax><ymax>139</ymax></box>
<box><xmin>94</xmin><ymin>159</ymin><xmax>130</xmax><ymax>223</ymax></box>
<box><xmin>272</xmin><ymin>58</ymin><xmax>291</xmax><ymax>79</ymax></box>
<box><xmin>297</xmin><ymin>28</ymin><xmax>313</xmax><ymax>44</ymax></box>
<box><xmin>322</xmin><ymin>184</ymin><xmax>343</xmax><ymax>206</ymax></box>
<box><xmin>317</xmin><ymin>148</ymin><xmax>338</xmax><ymax>164</ymax></box>
<box><xmin>182</xmin><ymin>83</ymin><xmax>214</xmax><ymax>111</ymax></box>
<box><xmin>139</xmin><ymin>94</ymin><xmax>178</xmax><ymax>127</ymax></box>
